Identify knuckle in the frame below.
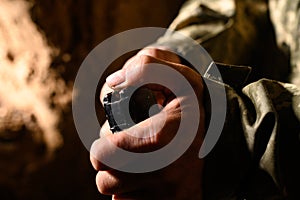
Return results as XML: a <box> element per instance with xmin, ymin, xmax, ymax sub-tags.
<box><xmin>96</xmin><ymin>172</ymin><xmax>120</xmax><ymax>195</ymax></box>
<box><xmin>90</xmin><ymin>139</ymin><xmax>108</xmax><ymax>170</ymax></box>
<box><xmin>136</xmin><ymin>54</ymin><xmax>156</xmax><ymax>64</ymax></box>
<box><xmin>90</xmin><ymin>155</ymin><xmax>101</xmax><ymax>171</ymax></box>
<box><xmin>139</xmin><ymin>48</ymin><xmax>160</xmax><ymax>57</ymax></box>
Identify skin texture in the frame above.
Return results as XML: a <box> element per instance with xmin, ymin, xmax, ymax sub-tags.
<box><xmin>90</xmin><ymin>48</ymin><xmax>205</xmax><ymax>200</ymax></box>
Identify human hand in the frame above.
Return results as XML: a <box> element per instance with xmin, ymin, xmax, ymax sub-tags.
<box><xmin>90</xmin><ymin>48</ymin><xmax>205</xmax><ymax>200</ymax></box>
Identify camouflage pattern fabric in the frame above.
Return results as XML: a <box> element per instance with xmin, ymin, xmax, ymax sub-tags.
<box><xmin>269</xmin><ymin>0</ymin><xmax>300</xmax><ymax>87</ymax></box>
<box><xmin>152</xmin><ymin>0</ymin><xmax>300</xmax><ymax>199</ymax></box>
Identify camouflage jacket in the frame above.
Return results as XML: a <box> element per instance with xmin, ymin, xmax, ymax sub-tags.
<box><xmin>153</xmin><ymin>0</ymin><xmax>300</xmax><ymax>199</ymax></box>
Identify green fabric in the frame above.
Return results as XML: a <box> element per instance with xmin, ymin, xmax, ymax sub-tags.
<box><xmin>269</xmin><ymin>0</ymin><xmax>300</xmax><ymax>87</ymax></box>
<box><xmin>152</xmin><ymin>0</ymin><xmax>300</xmax><ymax>199</ymax></box>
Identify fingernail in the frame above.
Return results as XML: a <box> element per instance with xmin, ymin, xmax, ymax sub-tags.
<box><xmin>106</xmin><ymin>70</ymin><xmax>125</xmax><ymax>88</ymax></box>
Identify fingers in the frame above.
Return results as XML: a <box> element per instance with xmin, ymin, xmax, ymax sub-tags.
<box><xmin>92</xmin><ymin>48</ymin><xmax>206</xmax><ymax>198</ymax></box>
<box><xmin>90</xmin><ymin>120</ymin><xmax>111</xmax><ymax>171</ymax></box>
<box><xmin>102</xmin><ymin>48</ymin><xmax>204</xmax><ymax>115</ymax></box>
<box><xmin>99</xmin><ymin>120</ymin><xmax>111</xmax><ymax>137</ymax></box>
<box><xmin>106</xmin><ymin>54</ymin><xmax>203</xmax><ymax>98</ymax></box>
<box><xmin>105</xmin><ymin>48</ymin><xmax>186</xmax><ymax>90</ymax></box>
<box><xmin>137</xmin><ymin>47</ymin><xmax>181</xmax><ymax>64</ymax></box>
<box><xmin>100</xmin><ymin>83</ymin><xmax>113</xmax><ymax>105</ymax></box>
<box><xmin>94</xmin><ymin>48</ymin><xmax>205</xmax><ymax>172</ymax></box>
<box><xmin>94</xmin><ymin>137</ymin><xmax>204</xmax><ymax>198</ymax></box>
<box><xmin>96</xmin><ymin>170</ymin><xmax>135</xmax><ymax>195</ymax></box>
<box><xmin>90</xmin><ymin>104</ymin><xmax>181</xmax><ymax>170</ymax></box>
<box><xmin>95</xmin><ymin>170</ymin><xmax>159</xmax><ymax>195</ymax></box>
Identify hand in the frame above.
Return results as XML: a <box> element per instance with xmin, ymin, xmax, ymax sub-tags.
<box><xmin>90</xmin><ymin>48</ymin><xmax>205</xmax><ymax>200</ymax></box>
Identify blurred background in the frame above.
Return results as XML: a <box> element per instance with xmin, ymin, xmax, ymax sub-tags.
<box><xmin>0</xmin><ymin>0</ymin><xmax>293</xmax><ymax>199</ymax></box>
<box><xmin>0</xmin><ymin>0</ymin><xmax>184</xmax><ymax>199</ymax></box>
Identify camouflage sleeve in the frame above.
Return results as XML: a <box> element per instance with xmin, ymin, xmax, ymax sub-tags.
<box><xmin>240</xmin><ymin>80</ymin><xmax>300</xmax><ymax>199</ymax></box>
<box><xmin>152</xmin><ymin>0</ymin><xmax>235</xmax><ymax>59</ymax></box>
<box><xmin>269</xmin><ymin>0</ymin><xmax>300</xmax><ymax>87</ymax></box>
<box><xmin>203</xmin><ymin>78</ymin><xmax>300</xmax><ymax>199</ymax></box>
<box><xmin>151</xmin><ymin>0</ymin><xmax>300</xmax><ymax>199</ymax></box>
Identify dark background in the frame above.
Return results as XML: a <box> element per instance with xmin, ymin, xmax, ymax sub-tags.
<box><xmin>0</xmin><ymin>0</ymin><xmax>291</xmax><ymax>199</ymax></box>
<box><xmin>0</xmin><ymin>0</ymin><xmax>185</xmax><ymax>199</ymax></box>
